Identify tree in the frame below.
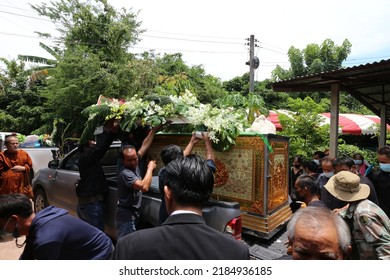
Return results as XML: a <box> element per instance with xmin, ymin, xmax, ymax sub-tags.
<box><xmin>222</xmin><ymin>73</ymin><xmax>250</xmax><ymax>95</ymax></box>
<box><xmin>273</xmin><ymin>38</ymin><xmax>352</xmax><ymax>80</ymax></box>
<box><xmin>153</xmin><ymin>53</ymin><xmax>227</xmax><ymax>104</ymax></box>
<box><xmin>0</xmin><ymin>58</ymin><xmax>47</xmax><ymax>134</ymax></box>
<box><xmin>271</xmin><ymin>38</ymin><xmax>353</xmax><ymax>104</ymax></box>
<box><xmin>31</xmin><ymin>0</ymin><xmax>146</xmax><ymax>134</ymax></box>
<box><xmin>257</xmin><ymin>79</ymin><xmax>290</xmax><ymax>110</ymax></box>
<box><xmin>278</xmin><ymin>97</ymin><xmax>330</xmax><ymax>159</ymax></box>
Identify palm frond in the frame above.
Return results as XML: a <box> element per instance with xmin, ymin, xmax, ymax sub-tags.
<box><xmin>39</xmin><ymin>42</ymin><xmax>60</xmax><ymax>60</ymax></box>
<box><xmin>79</xmin><ymin>105</ymin><xmax>113</xmax><ymax>144</ymax></box>
<box><xmin>18</xmin><ymin>55</ymin><xmax>57</xmax><ymax>66</ymax></box>
<box><xmin>81</xmin><ymin>104</ymin><xmax>112</xmax><ymax>118</ymax></box>
<box><xmin>144</xmin><ymin>94</ymin><xmax>173</xmax><ymax>106</ymax></box>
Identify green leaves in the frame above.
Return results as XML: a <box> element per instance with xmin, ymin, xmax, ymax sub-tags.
<box><xmin>278</xmin><ymin>97</ymin><xmax>331</xmax><ymax>158</ymax></box>
<box><xmin>80</xmin><ymin>90</ymin><xmax>250</xmax><ymax>151</ymax></box>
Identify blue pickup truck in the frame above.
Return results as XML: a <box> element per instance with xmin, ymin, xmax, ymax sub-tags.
<box><xmin>32</xmin><ymin>141</ymin><xmax>243</xmax><ymax>241</ymax></box>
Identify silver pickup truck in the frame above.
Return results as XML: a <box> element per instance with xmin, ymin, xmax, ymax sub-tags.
<box><xmin>22</xmin><ymin>147</ymin><xmax>59</xmax><ymax>176</ymax></box>
<box><xmin>32</xmin><ymin>142</ymin><xmax>243</xmax><ymax>241</ymax></box>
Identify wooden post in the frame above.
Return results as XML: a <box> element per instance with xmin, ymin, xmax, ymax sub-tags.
<box><xmin>329</xmin><ymin>83</ymin><xmax>340</xmax><ymax>158</ymax></box>
<box><xmin>380</xmin><ymin>103</ymin><xmax>387</xmax><ymax>147</ymax></box>
<box><xmin>248</xmin><ymin>35</ymin><xmax>255</xmax><ymax>93</ymax></box>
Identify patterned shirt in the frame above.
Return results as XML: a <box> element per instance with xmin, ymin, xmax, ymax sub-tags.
<box><xmin>340</xmin><ymin>199</ymin><xmax>390</xmax><ymax>260</ymax></box>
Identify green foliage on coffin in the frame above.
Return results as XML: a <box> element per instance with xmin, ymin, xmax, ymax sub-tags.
<box><xmin>79</xmin><ymin>91</ymin><xmax>249</xmax><ymax>149</ymax></box>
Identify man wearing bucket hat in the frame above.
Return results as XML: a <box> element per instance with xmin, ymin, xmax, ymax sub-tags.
<box><xmin>324</xmin><ymin>171</ymin><xmax>390</xmax><ymax>260</ymax></box>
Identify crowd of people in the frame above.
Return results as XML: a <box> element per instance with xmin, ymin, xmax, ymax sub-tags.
<box><xmin>2</xmin><ymin>121</ymin><xmax>390</xmax><ymax>260</ymax></box>
<box><xmin>0</xmin><ymin>121</ymin><xmax>249</xmax><ymax>260</ymax></box>
<box><xmin>288</xmin><ymin>149</ymin><xmax>390</xmax><ymax>260</ymax></box>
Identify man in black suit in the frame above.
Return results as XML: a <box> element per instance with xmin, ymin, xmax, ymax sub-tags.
<box><xmin>113</xmin><ymin>153</ymin><xmax>250</xmax><ymax>260</ymax></box>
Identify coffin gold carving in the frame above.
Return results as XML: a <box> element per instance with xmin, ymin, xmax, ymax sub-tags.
<box><xmin>148</xmin><ymin>133</ymin><xmax>290</xmax><ymax>219</ymax></box>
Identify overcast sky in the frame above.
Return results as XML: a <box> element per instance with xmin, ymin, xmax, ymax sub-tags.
<box><xmin>1</xmin><ymin>0</ymin><xmax>390</xmax><ymax>81</ymax></box>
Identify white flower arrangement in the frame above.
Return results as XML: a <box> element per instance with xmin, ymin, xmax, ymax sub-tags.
<box><xmin>80</xmin><ymin>90</ymin><xmax>249</xmax><ymax>151</ymax></box>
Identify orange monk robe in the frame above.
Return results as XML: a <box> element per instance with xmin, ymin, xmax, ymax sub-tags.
<box><xmin>0</xmin><ymin>149</ymin><xmax>33</xmax><ymax>198</ymax></box>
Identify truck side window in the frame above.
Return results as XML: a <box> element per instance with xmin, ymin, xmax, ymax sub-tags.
<box><xmin>63</xmin><ymin>152</ymin><xmax>80</xmax><ymax>171</ymax></box>
<box><xmin>101</xmin><ymin>147</ymin><xmax>120</xmax><ymax>177</ymax></box>
<box><xmin>101</xmin><ymin>147</ymin><xmax>120</xmax><ymax>166</ymax></box>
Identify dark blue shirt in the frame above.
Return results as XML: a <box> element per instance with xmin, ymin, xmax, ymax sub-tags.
<box><xmin>20</xmin><ymin>206</ymin><xmax>112</xmax><ymax>260</ymax></box>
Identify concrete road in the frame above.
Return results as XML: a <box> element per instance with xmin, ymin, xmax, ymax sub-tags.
<box><xmin>0</xmin><ymin>237</ymin><xmax>25</xmax><ymax>260</ymax></box>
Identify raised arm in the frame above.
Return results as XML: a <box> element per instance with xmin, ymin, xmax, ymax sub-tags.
<box><xmin>202</xmin><ymin>132</ymin><xmax>215</xmax><ymax>163</ymax></box>
<box><xmin>138</xmin><ymin>125</ymin><xmax>161</xmax><ymax>159</ymax></box>
<box><xmin>132</xmin><ymin>160</ymin><xmax>157</xmax><ymax>192</ymax></box>
<box><xmin>183</xmin><ymin>132</ymin><xmax>200</xmax><ymax>156</ymax></box>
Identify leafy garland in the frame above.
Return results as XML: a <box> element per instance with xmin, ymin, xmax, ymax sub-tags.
<box><xmin>80</xmin><ymin>90</ymin><xmax>249</xmax><ymax>151</ymax></box>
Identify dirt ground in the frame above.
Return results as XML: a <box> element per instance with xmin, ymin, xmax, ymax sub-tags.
<box><xmin>0</xmin><ymin>237</ymin><xmax>25</xmax><ymax>260</ymax></box>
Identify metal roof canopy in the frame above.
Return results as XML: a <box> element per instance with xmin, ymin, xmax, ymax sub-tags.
<box><xmin>271</xmin><ymin>59</ymin><xmax>390</xmax><ymax>157</ymax></box>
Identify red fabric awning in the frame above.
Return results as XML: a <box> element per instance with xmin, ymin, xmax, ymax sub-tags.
<box><xmin>267</xmin><ymin>111</ymin><xmax>282</xmax><ymax>131</ymax></box>
<box><xmin>267</xmin><ymin>110</ymin><xmax>389</xmax><ymax>135</ymax></box>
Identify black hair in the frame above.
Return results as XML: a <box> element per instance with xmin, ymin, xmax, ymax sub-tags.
<box><xmin>119</xmin><ymin>145</ymin><xmax>136</xmax><ymax>160</ymax></box>
<box><xmin>302</xmin><ymin>160</ymin><xmax>320</xmax><ymax>173</ymax></box>
<box><xmin>292</xmin><ymin>155</ymin><xmax>303</xmax><ymax>164</ymax></box>
<box><xmin>313</xmin><ymin>150</ymin><xmax>325</xmax><ymax>159</ymax></box>
<box><xmin>164</xmin><ymin>154</ymin><xmax>214</xmax><ymax>207</ymax></box>
<box><xmin>120</xmin><ymin>125</ymin><xmax>151</xmax><ymax>151</ymax></box>
<box><xmin>295</xmin><ymin>174</ymin><xmax>319</xmax><ymax>195</ymax></box>
<box><xmin>160</xmin><ymin>145</ymin><xmax>183</xmax><ymax>166</ymax></box>
<box><xmin>0</xmin><ymin>194</ymin><xmax>33</xmax><ymax>219</ymax></box>
<box><xmin>378</xmin><ymin>146</ymin><xmax>390</xmax><ymax>158</ymax></box>
<box><xmin>352</xmin><ymin>153</ymin><xmax>364</xmax><ymax>160</ymax></box>
<box><xmin>333</xmin><ymin>157</ymin><xmax>354</xmax><ymax>169</ymax></box>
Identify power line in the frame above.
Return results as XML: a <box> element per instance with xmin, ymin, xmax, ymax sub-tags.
<box><xmin>1</xmin><ymin>29</ymin><xmax>388</xmax><ymax>64</ymax></box>
<box><xmin>0</xmin><ymin>8</ymin><xmax>292</xmax><ymax>55</ymax></box>
<box><xmin>260</xmin><ymin>46</ymin><xmax>287</xmax><ymax>55</ymax></box>
<box><xmin>0</xmin><ymin>31</ymin><xmax>53</xmax><ymax>40</ymax></box>
<box><xmin>132</xmin><ymin>46</ymin><xmax>246</xmax><ymax>54</ymax></box>
<box><xmin>0</xmin><ymin>3</ymin><xmax>35</xmax><ymax>13</ymax></box>
<box><xmin>0</xmin><ymin>9</ymin><xmax>52</xmax><ymax>22</ymax></box>
<box><xmin>0</xmin><ymin>31</ymin><xmax>246</xmax><ymax>55</ymax></box>
<box><xmin>1</xmin><ymin>9</ymin><xmax>389</xmax><ymax>65</ymax></box>
<box><xmin>0</xmin><ymin>6</ymin><xmax>46</xmax><ymax>35</ymax></box>
<box><xmin>140</xmin><ymin>34</ymin><xmax>243</xmax><ymax>45</ymax></box>
<box><xmin>146</xmin><ymin>29</ymin><xmax>244</xmax><ymax>41</ymax></box>
<box><xmin>259</xmin><ymin>41</ymin><xmax>288</xmax><ymax>53</ymax></box>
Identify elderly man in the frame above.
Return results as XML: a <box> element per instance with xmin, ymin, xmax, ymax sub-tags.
<box><xmin>286</xmin><ymin>206</ymin><xmax>351</xmax><ymax>260</ymax></box>
<box><xmin>0</xmin><ymin>135</ymin><xmax>33</xmax><ymax>198</ymax></box>
<box><xmin>113</xmin><ymin>154</ymin><xmax>250</xmax><ymax>260</ymax></box>
<box><xmin>324</xmin><ymin>171</ymin><xmax>390</xmax><ymax>260</ymax></box>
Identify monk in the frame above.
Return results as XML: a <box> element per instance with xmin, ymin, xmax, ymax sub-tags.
<box><xmin>0</xmin><ymin>135</ymin><xmax>33</xmax><ymax>198</ymax></box>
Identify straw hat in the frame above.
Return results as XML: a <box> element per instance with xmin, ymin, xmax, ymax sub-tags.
<box><xmin>324</xmin><ymin>171</ymin><xmax>370</xmax><ymax>202</ymax></box>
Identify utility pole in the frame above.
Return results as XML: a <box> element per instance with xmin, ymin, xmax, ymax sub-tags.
<box><xmin>246</xmin><ymin>35</ymin><xmax>259</xmax><ymax>93</ymax></box>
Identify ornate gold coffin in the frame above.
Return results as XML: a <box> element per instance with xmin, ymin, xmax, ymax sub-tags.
<box><xmin>148</xmin><ymin>133</ymin><xmax>292</xmax><ymax>238</ymax></box>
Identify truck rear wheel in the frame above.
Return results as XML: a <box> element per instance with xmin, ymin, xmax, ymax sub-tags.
<box><xmin>34</xmin><ymin>188</ymin><xmax>48</xmax><ymax>212</ymax></box>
